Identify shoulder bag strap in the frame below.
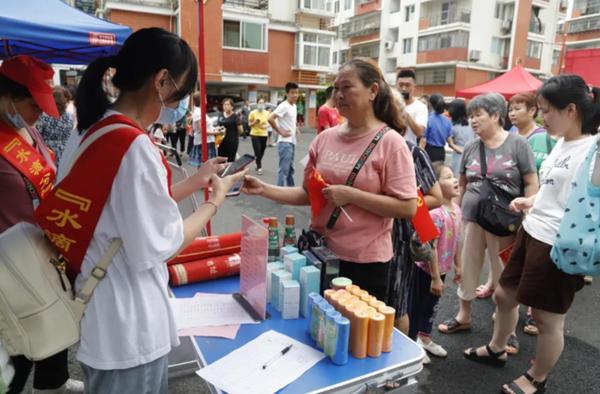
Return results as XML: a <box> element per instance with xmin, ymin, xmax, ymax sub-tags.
<box><xmin>61</xmin><ymin>123</ymin><xmax>133</xmax><ymax>305</ymax></box>
<box><xmin>479</xmin><ymin>140</ymin><xmax>487</xmax><ymax>178</ymax></box>
<box><xmin>326</xmin><ymin>126</ymin><xmax>390</xmax><ymax>229</ymax></box>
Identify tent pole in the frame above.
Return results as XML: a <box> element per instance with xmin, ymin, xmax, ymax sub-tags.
<box><xmin>198</xmin><ymin>0</ymin><xmax>211</xmax><ymax>235</ymax></box>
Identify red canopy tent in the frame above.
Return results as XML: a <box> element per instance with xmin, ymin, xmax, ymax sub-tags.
<box><xmin>455</xmin><ymin>65</ymin><xmax>542</xmax><ymax>99</ymax></box>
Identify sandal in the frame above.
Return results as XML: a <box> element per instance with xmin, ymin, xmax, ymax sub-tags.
<box><xmin>523</xmin><ymin>315</ymin><xmax>539</xmax><ymax>336</ymax></box>
<box><xmin>501</xmin><ymin>372</ymin><xmax>547</xmax><ymax>394</ymax></box>
<box><xmin>506</xmin><ymin>334</ymin><xmax>519</xmax><ymax>355</ymax></box>
<box><xmin>438</xmin><ymin>317</ymin><xmax>471</xmax><ymax>334</ymax></box>
<box><xmin>464</xmin><ymin>344</ymin><xmax>507</xmax><ymax>367</ymax></box>
<box><xmin>476</xmin><ymin>285</ymin><xmax>495</xmax><ymax>299</ymax></box>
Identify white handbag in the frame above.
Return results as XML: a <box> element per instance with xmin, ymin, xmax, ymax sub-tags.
<box><xmin>0</xmin><ymin>123</ymin><xmax>129</xmax><ymax>361</ymax></box>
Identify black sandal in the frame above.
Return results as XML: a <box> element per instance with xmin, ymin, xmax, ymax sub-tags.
<box><xmin>501</xmin><ymin>372</ymin><xmax>547</xmax><ymax>394</ymax></box>
<box><xmin>506</xmin><ymin>334</ymin><xmax>520</xmax><ymax>355</ymax></box>
<box><xmin>464</xmin><ymin>344</ymin><xmax>507</xmax><ymax>367</ymax></box>
<box><xmin>438</xmin><ymin>317</ymin><xmax>471</xmax><ymax>334</ymax></box>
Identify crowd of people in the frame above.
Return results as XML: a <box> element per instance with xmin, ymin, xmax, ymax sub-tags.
<box><xmin>0</xmin><ymin>26</ymin><xmax>597</xmax><ymax>394</ymax></box>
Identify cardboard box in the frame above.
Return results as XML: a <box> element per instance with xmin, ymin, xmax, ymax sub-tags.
<box><xmin>299</xmin><ymin>265</ymin><xmax>321</xmax><ymax>318</ymax></box>
<box><xmin>281</xmin><ymin>279</ymin><xmax>300</xmax><ymax>319</ymax></box>
<box><xmin>271</xmin><ymin>270</ymin><xmax>291</xmax><ymax>311</ymax></box>
<box><xmin>283</xmin><ymin>252</ymin><xmax>306</xmax><ymax>281</ymax></box>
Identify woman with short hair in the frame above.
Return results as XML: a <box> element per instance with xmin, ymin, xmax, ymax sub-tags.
<box><xmin>439</xmin><ymin>93</ymin><xmax>538</xmax><ymax>343</ymax></box>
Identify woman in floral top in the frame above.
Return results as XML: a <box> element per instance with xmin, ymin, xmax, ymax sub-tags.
<box><xmin>36</xmin><ymin>86</ymin><xmax>74</xmax><ymax>167</ymax></box>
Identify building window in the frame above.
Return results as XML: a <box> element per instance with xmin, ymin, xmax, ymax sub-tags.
<box><xmin>351</xmin><ymin>41</ymin><xmax>379</xmax><ymax>59</ymax></box>
<box><xmin>299</xmin><ymin>32</ymin><xmax>332</xmax><ymax>68</ymax></box>
<box><xmin>404</xmin><ymin>4</ymin><xmax>415</xmax><ymax>22</ymax></box>
<box><xmin>333</xmin><ymin>51</ymin><xmax>338</xmax><ymax>65</ymax></box>
<box><xmin>223</xmin><ymin>20</ymin><xmax>266</xmax><ymax>51</ymax></box>
<box><xmin>390</xmin><ymin>0</ymin><xmax>400</xmax><ymax>13</ymax></box>
<box><xmin>552</xmin><ymin>49</ymin><xmax>561</xmax><ymax>65</ymax></box>
<box><xmin>302</xmin><ymin>0</ymin><xmax>332</xmax><ymax>12</ymax></box>
<box><xmin>527</xmin><ymin>40</ymin><xmax>542</xmax><ymax>59</ymax></box>
<box><xmin>417</xmin><ymin>31</ymin><xmax>469</xmax><ymax>52</ymax></box>
<box><xmin>334</xmin><ymin>0</ymin><xmax>339</xmax><ymax>12</ymax></box>
<box><xmin>416</xmin><ymin>68</ymin><xmax>455</xmax><ymax>85</ymax></box>
<box><xmin>491</xmin><ymin>37</ymin><xmax>502</xmax><ymax>55</ymax></box>
<box><xmin>586</xmin><ymin>0</ymin><xmax>600</xmax><ymax>15</ymax></box>
<box><xmin>340</xmin><ymin>49</ymin><xmax>349</xmax><ymax>63</ymax></box>
<box><xmin>403</xmin><ymin>38</ymin><xmax>413</xmax><ymax>54</ymax></box>
<box><xmin>344</xmin><ymin>0</ymin><xmax>351</xmax><ymax>10</ymax></box>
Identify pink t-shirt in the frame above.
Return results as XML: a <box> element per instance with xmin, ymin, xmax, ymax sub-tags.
<box><xmin>416</xmin><ymin>203</ymin><xmax>462</xmax><ymax>275</ymax></box>
<box><xmin>304</xmin><ymin>125</ymin><xmax>417</xmax><ymax>263</ymax></box>
<box><xmin>317</xmin><ymin>105</ymin><xmax>341</xmax><ymax>134</ymax></box>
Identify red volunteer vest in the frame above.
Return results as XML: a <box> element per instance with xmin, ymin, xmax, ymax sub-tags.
<box><xmin>0</xmin><ymin>121</ymin><xmax>56</xmax><ymax>199</ymax></box>
<box><xmin>35</xmin><ymin>114</ymin><xmax>173</xmax><ymax>279</ymax></box>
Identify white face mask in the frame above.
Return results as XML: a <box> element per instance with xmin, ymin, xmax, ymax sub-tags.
<box><xmin>4</xmin><ymin>100</ymin><xmax>27</xmax><ymax>129</ymax></box>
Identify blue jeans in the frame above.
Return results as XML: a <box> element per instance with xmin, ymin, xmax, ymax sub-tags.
<box><xmin>207</xmin><ymin>142</ymin><xmax>217</xmax><ymax>159</ymax></box>
<box><xmin>80</xmin><ymin>355</ymin><xmax>168</xmax><ymax>394</ymax></box>
<box><xmin>277</xmin><ymin>142</ymin><xmax>295</xmax><ymax>186</ymax></box>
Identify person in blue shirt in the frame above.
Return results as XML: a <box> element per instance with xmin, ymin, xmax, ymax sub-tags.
<box><xmin>422</xmin><ymin>94</ymin><xmax>452</xmax><ymax>163</ymax></box>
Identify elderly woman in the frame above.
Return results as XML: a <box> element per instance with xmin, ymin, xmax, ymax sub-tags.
<box><xmin>243</xmin><ymin>58</ymin><xmax>418</xmax><ymax>301</ymax></box>
<box><xmin>36</xmin><ymin>86</ymin><xmax>75</xmax><ymax>168</ymax></box>
<box><xmin>438</xmin><ymin>94</ymin><xmax>538</xmax><ymax>342</ymax></box>
<box><xmin>464</xmin><ymin>75</ymin><xmax>599</xmax><ymax>394</ymax></box>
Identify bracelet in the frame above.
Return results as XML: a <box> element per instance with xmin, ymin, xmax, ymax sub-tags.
<box><xmin>203</xmin><ymin>200</ymin><xmax>218</xmax><ymax>214</ymax></box>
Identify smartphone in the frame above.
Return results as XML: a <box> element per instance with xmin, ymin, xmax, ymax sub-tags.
<box><xmin>226</xmin><ymin>179</ymin><xmax>244</xmax><ymax>197</ymax></box>
<box><xmin>219</xmin><ymin>154</ymin><xmax>255</xmax><ymax>177</ymax></box>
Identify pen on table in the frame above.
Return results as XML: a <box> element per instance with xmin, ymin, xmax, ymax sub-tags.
<box><xmin>262</xmin><ymin>344</ymin><xmax>293</xmax><ymax>370</ymax></box>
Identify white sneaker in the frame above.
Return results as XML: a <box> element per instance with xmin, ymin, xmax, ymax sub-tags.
<box><xmin>422</xmin><ymin>352</ymin><xmax>431</xmax><ymax>364</ymax></box>
<box><xmin>33</xmin><ymin>379</ymin><xmax>84</xmax><ymax>394</ymax></box>
<box><xmin>417</xmin><ymin>337</ymin><xmax>448</xmax><ymax>358</ymax></box>
<box><xmin>65</xmin><ymin>379</ymin><xmax>85</xmax><ymax>394</ymax></box>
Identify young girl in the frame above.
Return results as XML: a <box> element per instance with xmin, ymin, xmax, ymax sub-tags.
<box><xmin>408</xmin><ymin>164</ymin><xmax>462</xmax><ymax>364</ymax></box>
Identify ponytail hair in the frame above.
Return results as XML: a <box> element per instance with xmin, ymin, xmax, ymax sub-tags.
<box><xmin>76</xmin><ymin>27</ymin><xmax>198</xmax><ymax>132</ymax></box>
<box><xmin>340</xmin><ymin>57</ymin><xmax>406</xmax><ymax>133</ymax></box>
<box><xmin>537</xmin><ymin>74</ymin><xmax>600</xmax><ymax>135</ymax></box>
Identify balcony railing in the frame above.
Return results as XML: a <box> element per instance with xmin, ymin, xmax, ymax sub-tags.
<box><xmin>567</xmin><ymin>15</ymin><xmax>600</xmax><ymax>33</ymax></box>
<box><xmin>339</xmin><ymin>13</ymin><xmax>381</xmax><ymax>38</ymax></box>
<box><xmin>223</xmin><ymin>0</ymin><xmax>268</xmax><ymax>10</ymax></box>
<box><xmin>425</xmin><ymin>8</ymin><xmax>471</xmax><ymax>28</ymax></box>
<box><xmin>298</xmin><ymin>0</ymin><xmax>332</xmax><ymax>13</ymax></box>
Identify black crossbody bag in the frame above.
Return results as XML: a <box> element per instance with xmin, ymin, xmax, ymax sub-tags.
<box><xmin>297</xmin><ymin>126</ymin><xmax>390</xmax><ymax>251</ymax></box>
<box><xmin>475</xmin><ymin>141</ymin><xmax>523</xmax><ymax>236</ymax></box>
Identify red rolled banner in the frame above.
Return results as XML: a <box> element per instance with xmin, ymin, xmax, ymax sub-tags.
<box><xmin>168</xmin><ymin>254</ymin><xmax>241</xmax><ymax>286</ymax></box>
<box><xmin>167</xmin><ymin>232</ymin><xmax>242</xmax><ymax>266</ymax></box>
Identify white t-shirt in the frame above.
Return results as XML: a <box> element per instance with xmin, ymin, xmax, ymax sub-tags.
<box><xmin>273</xmin><ymin>100</ymin><xmax>297</xmax><ymax>145</ymax></box>
<box><xmin>523</xmin><ymin>135</ymin><xmax>595</xmax><ymax>245</ymax></box>
<box><xmin>192</xmin><ymin>106</ymin><xmax>215</xmax><ymax>145</ymax></box>
<box><xmin>60</xmin><ymin>118</ymin><xmax>184</xmax><ymax>370</ymax></box>
<box><xmin>404</xmin><ymin>99</ymin><xmax>429</xmax><ymax>144</ymax></box>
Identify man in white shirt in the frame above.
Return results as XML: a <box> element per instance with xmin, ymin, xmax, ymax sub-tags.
<box><xmin>269</xmin><ymin>82</ymin><xmax>300</xmax><ymax>186</ymax></box>
<box><xmin>397</xmin><ymin>69</ymin><xmax>428</xmax><ymax>145</ymax></box>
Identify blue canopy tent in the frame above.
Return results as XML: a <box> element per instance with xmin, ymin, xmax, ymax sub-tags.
<box><xmin>0</xmin><ymin>0</ymin><xmax>131</xmax><ymax>64</ymax></box>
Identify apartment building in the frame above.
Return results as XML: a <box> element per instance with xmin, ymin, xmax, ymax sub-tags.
<box><xmin>563</xmin><ymin>0</ymin><xmax>600</xmax><ymax>49</ymax></box>
<box><xmin>331</xmin><ymin>0</ymin><xmax>566</xmax><ymax>97</ymax></box>
<box><xmin>99</xmin><ymin>0</ymin><xmax>338</xmax><ymax>128</ymax></box>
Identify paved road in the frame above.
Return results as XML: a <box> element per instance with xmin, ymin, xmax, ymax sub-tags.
<box><xmin>30</xmin><ymin>129</ymin><xmax>599</xmax><ymax>393</ymax></box>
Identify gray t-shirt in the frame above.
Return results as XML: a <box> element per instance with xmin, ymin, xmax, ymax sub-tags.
<box><xmin>451</xmin><ymin>123</ymin><xmax>475</xmax><ymax>147</ymax></box>
<box><xmin>460</xmin><ymin>132</ymin><xmax>536</xmax><ymax>221</ymax></box>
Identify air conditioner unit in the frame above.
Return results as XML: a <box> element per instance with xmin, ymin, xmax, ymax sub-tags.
<box><xmin>469</xmin><ymin>50</ymin><xmax>481</xmax><ymax>62</ymax></box>
<box><xmin>384</xmin><ymin>41</ymin><xmax>394</xmax><ymax>51</ymax></box>
<box><xmin>501</xmin><ymin>19</ymin><xmax>512</xmax><ymax>33</ymax></box>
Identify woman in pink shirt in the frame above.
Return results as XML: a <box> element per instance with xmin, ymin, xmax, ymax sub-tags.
<box><xmin>243</xmin><ymin>58</ymin><xmax>417</xmax><ymax>301</ymax></box>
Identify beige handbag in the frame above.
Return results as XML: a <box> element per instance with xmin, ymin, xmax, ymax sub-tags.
<box><xmin>0</xmin><ymin>123</ymin><xmax>127</xmax><ymax>361</ymax></box>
